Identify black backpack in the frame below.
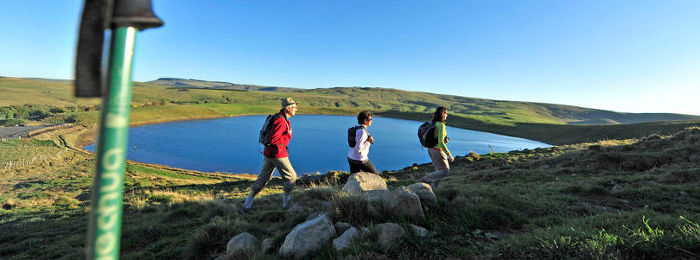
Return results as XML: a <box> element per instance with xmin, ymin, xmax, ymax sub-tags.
<box><xmin>418</xmin><ymin>122</ymin><xmax>438</xmax><ymax>148</ymax></box>
<box><xmin>259</xmin><ymin>114</ymin><xmax>280</xmax><ymax>146</ymax></box>
<box><xmin>348</xmin><ymin>126</ymin><xmax>367</xmax><ymax>148</ymax></box>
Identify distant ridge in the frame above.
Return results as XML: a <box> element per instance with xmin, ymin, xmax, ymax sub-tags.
<box><xmin>148</xmin><ymin>78</ymin><xmax>299</xmax><ymax>92</ymax></box>
<box><xmin>144</xmin><ymin>77</ymin><xmax>700</xmax><ymax>125</ymax></box>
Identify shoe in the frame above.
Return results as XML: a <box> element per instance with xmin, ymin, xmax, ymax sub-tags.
<box><xmin>239</xmin><ymin>206</ymin><xmax>251</xmax><ymax>214</ymax></box>
<box><xmin>282</xmin><ymin>196</ymin><xmax>292</xmax><ymax>210</ymax></box>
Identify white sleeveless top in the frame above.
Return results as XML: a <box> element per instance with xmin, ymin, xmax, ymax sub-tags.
<box><xmin>347</xmin><ymin>126</ymin><xmax>371</xmax><ymax>161</ymax></box>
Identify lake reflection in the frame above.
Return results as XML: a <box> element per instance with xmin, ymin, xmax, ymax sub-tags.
<box><xmin>85</xmin><ymin>115</ymin><xmax>549</xmax><ymax>175</ymax></box>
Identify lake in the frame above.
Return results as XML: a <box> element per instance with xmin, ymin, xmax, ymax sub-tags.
<box><xmin>85</xmin><ymin>115</ymin><xmax>549</xmax><ymax>175</ymax></box>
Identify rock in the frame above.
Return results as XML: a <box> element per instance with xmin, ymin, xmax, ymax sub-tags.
<box><xmin>612</xmin><ymin>184</ymin><xmax>623</xmax><ymax>192</ymax></box>
<box><xmin>408</xmin><ymin>224</ymin><xmax>428</xmax><ymax>237</ymax></box>
<box><xmin>406</xmin><ymin>183</ymin><xmax>437</xmax><ymax>208</ymax></box>
<box><xmin>335</xmin><ymin>222</ymin><xmax>352</xmax><ymax>234</ymax></box>
<box><xmin>260</xmin><ymin>238</ymin><xmax>275</xmax><ymax>254</ymax></box>
<box><xmin>365</xmin><ymin>190</ymin><xmax>396</xmax><ymax>217</ymax></box>
<box><xmin>342</xmin><ymin>172</ymin><xmax>387</xmax><ymax>195</ymax></box>
<box><xmin>226</xmin><ymin>232</ymin><xmax>257</xmax><ymax>255</ymax></box>
<box><xmin>333</xmin><ymin>227</ymin><xmax>361</xmax><ymax>252</ymax></box>
<box><xmin>389</xmin><ymin>186</ymin><xmax>425</xmax><ymax>220</ymax></box>
<box><xmin>375</xmin><ymin>223</ymin><xmax>406</xmax><ymax>250</ymax></box>
<box><xmin>279</xmin><ymin>214</ymin><xmax>336</xmax><ymax>258</ymax></box>
<box><xmin>360</xmin><ymin>227</ymin><xmax>371</xmax><ymax>239</ymax></box>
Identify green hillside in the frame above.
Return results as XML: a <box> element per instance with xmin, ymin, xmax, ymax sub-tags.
<box><xmin>2</xmin><ymin>76</ymin><xmax>699</xmax><ymax>145</ymax></box>
<box><xmin>2</xmin><ymin>126</ymin><xmax>698</xmax><ymax>259</ymax></box>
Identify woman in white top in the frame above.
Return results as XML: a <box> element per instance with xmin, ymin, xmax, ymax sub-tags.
<box><xmin>347</xmin><ymin>110</ymin><xmax>380</xmax><ymax>174</ymax></box>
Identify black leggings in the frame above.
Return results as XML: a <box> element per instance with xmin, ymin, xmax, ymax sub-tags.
<box><xmin>348</xmin><ymin>158</ymin><xmax>380</xmax><ymax>174</ymax></box>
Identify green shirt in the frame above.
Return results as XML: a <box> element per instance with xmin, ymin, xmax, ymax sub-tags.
<box><xmin>433</xmin><ymin>121</ymin><xmax>452</xmax><ymax>157</ymax></box>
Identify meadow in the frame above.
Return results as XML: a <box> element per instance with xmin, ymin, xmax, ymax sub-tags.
<box><xmin>1</xmin><ymin>77</ymin><xmax>699</xmax><ymax>259</ymax></box>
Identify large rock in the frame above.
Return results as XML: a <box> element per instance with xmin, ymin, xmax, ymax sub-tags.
<box><xmin>333</xmin><ymin>227</ymin><xmax>361</xmax><ymax>252</ymax></box>
<box><xmin>407</xmin><ymin>183</ymin><xmax>437</xmax><ymax>208</ymax></box>
<box><xmin>226</xmin><ymin>232</ymin><xmax>257</xmax><ymax>255</ymax></box>
<box><xmin>365</xmin><ymin>190</ymin><xmax>397</xmax><ymax>218</ymax></box>
<box><xmin>342</xmin><ymin>172</ymin><xmax>387</xmax><ymax>195</ymax></box>
<box><xmin>375</xmin><ymin>223</ymin><xmax>406</xmax><ymax>250</ymax></box>
<box><xmin>389</xmin><ymin>186</ymin><xmax>425</xmax><ymax>220</ymax></box>
<box><xmin>279</xmin><ymin>214</ymin><xmax>337</xmax><ymax>258</ymax></box>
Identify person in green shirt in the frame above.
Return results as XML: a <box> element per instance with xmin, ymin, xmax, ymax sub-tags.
<box><xmin>421</xmin><ymin>106</ymin><xmax>454</xmax><ymax>189</ymax></box>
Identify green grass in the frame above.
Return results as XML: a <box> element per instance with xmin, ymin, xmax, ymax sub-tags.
<box><xmin>3</xmin><ymin>77</ymin><xmax>699</xmax><ymax>145</ymax></box>
<box><xmin>1</xmin><ymin>127</ymin><xmax>698</xmax><ymax>259</ymax></box>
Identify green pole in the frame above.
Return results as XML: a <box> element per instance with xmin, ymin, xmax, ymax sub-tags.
<box><xmin>87</xmin><ymin>26</ymin><xmax>138</xmax><ymax>260</ymax></box>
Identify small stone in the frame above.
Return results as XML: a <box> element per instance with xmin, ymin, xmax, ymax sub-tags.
<box><xmin>335</xmin><ymin>222</ymin><xmax>352</xmax><ymax>234</ymax></box>
<box><xmin>408</xmin><ymin>224</ymin><xmax>428</xmax><ymax>237</ymax></box>
<box><xmin>612</xmin><ymin>184</ymin><xmax>623</xmax><ymax>192</ymax></box>
<box><xmin>226</xmin><ymin>232</ymin><xmax>257</xmax><ymax>255</ymax></box>
<box><xmin>260</xmin><ymin>238</ymin><xmax>275</xmax><ymax>254</ymax></box>
<box><xmin>279</xmin><ymin>214</ymin><xmax>336</xmax><ymax>258</ymax></box>
<box><xmin>333</xmin><ymin>227</ymin><xmax>361</xmax><ymax>252</ymax></box>
<box><xmin>375</xmin><ymin>223</ymin><xmax>406</xmax><ymax>250</ymax></box>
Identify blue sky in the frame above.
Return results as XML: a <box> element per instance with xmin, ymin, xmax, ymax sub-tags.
<box><xmin>1</xmin><ymin>1</ymin><xmax>699</xmax><ymax>115</ymax></box>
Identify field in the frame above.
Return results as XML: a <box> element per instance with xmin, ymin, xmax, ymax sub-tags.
<box><xmin>1</xmin><ymin>77</ymin><xmax>699</xmax><ymax>259</ymax></box>
<box><xmin>2</xmin><ymin>76</ymin><xmax>700</xmax><ymax>145</ymax></box>
<box><xmin>1</xmin><ymin>126</ymin><xmax>698</xmax><ymax>259</ymax></box>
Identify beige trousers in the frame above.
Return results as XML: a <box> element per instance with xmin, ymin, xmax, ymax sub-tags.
<box><xmin>250</xmin><ymin>157</ymin><xmax>297</xmax><ymax>195</ymax></box>
<box><xmin>421</xmin><ymin>149</ymin><xmax>450</xmax><ymax>183</ymax></box>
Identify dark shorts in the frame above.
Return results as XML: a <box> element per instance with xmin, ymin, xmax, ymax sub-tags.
<box><xmin>347</xmin><ymin>158</ymin><xmax>380</xmax><ymax>174</ymax></box>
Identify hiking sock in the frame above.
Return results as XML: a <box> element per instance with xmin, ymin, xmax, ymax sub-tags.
<box><xmin>243</xmin><ymin>191</ymin><xmax>255</xmax><ymax>209</ymax></box>
<box><xmin>282</xmin><ymin>194</ymin><xmax>292</xmax><ymax>209</ymax></box>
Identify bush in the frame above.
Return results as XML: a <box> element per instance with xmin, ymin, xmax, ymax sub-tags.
<box><xmin>0</xmin><ymin>119</ymin><xmax>24</xmax><ymax>126</ymax></box>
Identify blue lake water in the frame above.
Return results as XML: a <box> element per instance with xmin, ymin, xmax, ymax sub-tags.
<box><xmin>85</xmin><ymin>115</ymin><xmax>549</xmax><ymax>175</ymax></box>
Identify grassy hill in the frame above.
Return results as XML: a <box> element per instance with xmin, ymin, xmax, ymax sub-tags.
<box><xmin>2</xmin><ymin>76</ymin><xmax>699</xmax><ymax>145</ymax></box>
<box><xmin>1</xmin><ymin>126</ymin><xmax>698</xmax><ymax>259</ymax></box>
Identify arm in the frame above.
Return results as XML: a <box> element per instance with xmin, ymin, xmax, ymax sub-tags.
<box><xmin>435</xmin><ymin>122</ymin><xmax>452</xmax><ymax>158</ymax></box>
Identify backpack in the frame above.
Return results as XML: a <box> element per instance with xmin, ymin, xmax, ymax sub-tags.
<box><xmin>259</xmin><ymin>114</ymin><xmax>280</xmax><ymax>146</ymax></box>
<box><xmin>347</xmin><ymin>126</ymin><xmax>366</xmax><ymax>148</ymax></box>
<box><xmin>418</xmin><ymin>122</ymin><xmax>438</xmax><ymax>148</ymax></box>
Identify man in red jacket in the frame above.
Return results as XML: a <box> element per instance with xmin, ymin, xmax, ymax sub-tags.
<box><xmin>241</xmin><ymin>98</ymin><xmax>299</xmax><ymax>212</ymax></box>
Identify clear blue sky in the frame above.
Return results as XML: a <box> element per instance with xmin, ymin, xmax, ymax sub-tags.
<box><xmin>2</xmin><ymin>1</ymin><xmax>699</xmax><ymax>115</ymax></box>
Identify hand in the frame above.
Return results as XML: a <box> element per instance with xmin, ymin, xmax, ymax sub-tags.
<box><xmin>449</xmin><ymin>156</ymin><xmax>454</xmax><ymax>162</ymax></box>
<box><xmin>368</xmin><ymin>136</ymin><xmax>374</xmax><ymax>144</ymax></box>
<box><xmin>287</xmin><ymin>128</ymin><xmax>292</xmax><ymax>135</ymax></box>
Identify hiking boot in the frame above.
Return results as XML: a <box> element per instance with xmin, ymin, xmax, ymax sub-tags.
<box><xmin>239</xmin><ymin>206</ymin><xmax>252</xmax><ymax>214</ymax></box>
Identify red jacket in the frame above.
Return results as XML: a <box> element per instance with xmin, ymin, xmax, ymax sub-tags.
<box><xmin>264</xmin><ymin>112</ymin><xmax>292</xmax><ymax>158</ymax></box>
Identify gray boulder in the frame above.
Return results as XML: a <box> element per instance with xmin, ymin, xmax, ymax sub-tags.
<box><xmin>335</xmin><ymin>222</ymin><xmax>352</xmax><ymax>234</ymax></box>
<box><xmin>333</xmin><ymin>227</ymin><xmax>361</xmax><ymax>252</ymax></box>
<box><xmin>408</xmin><ymin>224</ymin><xmax>428</xmax><ymax>237</ymax></box>
<box><xmin>389</xmin><ymin>186</ymin><xmax>425</xmax><ymax>220</ymax></box>
<box><xmin>342</xmin><ymin>172</ymin><xmax>387</xmax><ymax>195</ymax></box>
<box><xmin>365</xmin><ymin>190</ymin><xmax>397</xmax><ymax>217</ymax></box>
<box><xmin>376</xmin><ymin>223</ymin><xmax>406</xmax><ymax>250</ymax></box>
<box><xmin>260</xmin><ymin>237</ymin><xmax>275</xmax><ymax>254</ymax></box>
<box><xmin>279</xmin><ymin>214</ymin><xmax>337</xmax><ymax>258</ymax></box>
<box><xmin>407</xmin><ymin>183</ymin><xmax>437</xmax><ymax>208</ymax></box>
<box><xmin>226</xmin><ymin>232</ymin><xmax>257</xmax><ymax>255</ymax></box>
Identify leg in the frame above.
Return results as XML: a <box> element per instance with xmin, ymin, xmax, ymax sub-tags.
<box><xmin>272</xmin><ymin>157</ymin><xmax>298</xmax><ymax>209</ymax></box>
<box><xmin>421</xmin><ymin>149</ymin><xmax>450</xmax><ymax>188</ymax></box>
<box><xmin>348</xmin><ymin>158</ymin><xmax>362</xmax><ymax>174</ymax></box>
<box><xmin>243</xmin><ymin>158</ymin><xmax>276</xmax><ymax>210</ymax></box>
<box><xmin>360</xmin><ymin>160</ymin><xmax>380</xmax><ymax>174</ymax></box>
